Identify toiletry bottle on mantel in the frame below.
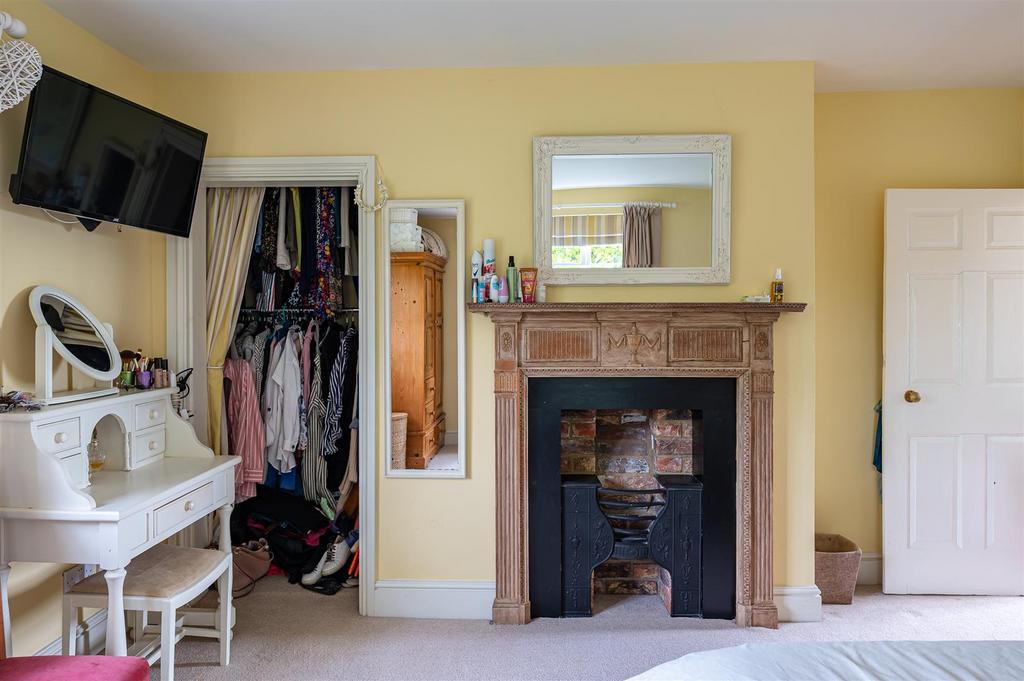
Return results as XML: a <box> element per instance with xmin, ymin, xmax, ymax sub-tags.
<box><xmin>770</xmin><ymin>268</ymin><xmax>784</xmax><ymax>303</ymax></box>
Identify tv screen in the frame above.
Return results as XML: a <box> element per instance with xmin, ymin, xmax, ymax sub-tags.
<box><xmin>10</xmin><ymin>67</ymin><xmax>207</xmax><ymax>237</ymax></box>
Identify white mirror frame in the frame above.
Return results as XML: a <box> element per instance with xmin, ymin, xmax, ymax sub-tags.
<box><xmin>29</xmin><ymin>285</ymin><xmax>120</xmax><ymax>404</ymax></box>
<box><xmin>381</xmin><ymin>199</ymin><xmax>467</xmax><ymax>478</ymax></box>
<box><xmin>534</xmin><ymin>134</ymin><xmax>732</xmax><ymax>286</ymax></box>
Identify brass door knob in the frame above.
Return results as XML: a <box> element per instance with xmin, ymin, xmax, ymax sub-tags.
<box><xmin>904</xmin><ymin>390</ymin><xmax>921</xmax><ymax>403</ymax></box>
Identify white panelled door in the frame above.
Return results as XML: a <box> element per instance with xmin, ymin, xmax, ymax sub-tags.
<box><xmin>884</xmin><ymin>189</ymin><xmax>1024</xmax><ymax>595</ymax></box>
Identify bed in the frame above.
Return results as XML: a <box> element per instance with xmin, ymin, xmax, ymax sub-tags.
<box><xmin>628</xmin><ymin>640</ymin><xmax>1024</xmax><ymax>681</ymax></box>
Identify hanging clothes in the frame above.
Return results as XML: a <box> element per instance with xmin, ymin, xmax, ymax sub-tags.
<box><xmin>224</xmin><ymin>357</ymin><xmax>265</xmax><ymax>501</ymax></box>
<box><xmin>265</xmin><ymin>326</ymin><xmax>303</xmax><ymax>475</ymax></box>
<box><xmin>322</xmin><ymin>327</ymin><xmax>358</xmax><ymax>490</ymax></box>
<box><xmin>228</xmin><ymin>186</ymin><xmax>361</xmax><ymax>557</ymax></box>
<box><xmin>302</xmin><ymin>324</ymin><xmax>332</xmax><ymax>504</ymax></box>
<box><xmin>256</xmin><ymin>188</ymin><xmax>281</xmax><ymax>272</ymax></box>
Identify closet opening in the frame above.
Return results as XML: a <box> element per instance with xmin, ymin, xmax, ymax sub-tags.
<box><xmin>218</xmin><ymin>184</ymin><xmax>362</xmax><ymax>597</ymax></box>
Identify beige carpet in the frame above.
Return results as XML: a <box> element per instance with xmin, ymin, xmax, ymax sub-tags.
<box><xmin>167</xmin><ymin>579</ymin><xmax>1023</xmax><ymax>680</ymax></box>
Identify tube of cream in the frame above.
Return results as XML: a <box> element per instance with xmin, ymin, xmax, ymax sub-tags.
<box><xmin>520</xmin><ymin>268</ymin><xmax>538</xmax><ymax>303</ymax></box>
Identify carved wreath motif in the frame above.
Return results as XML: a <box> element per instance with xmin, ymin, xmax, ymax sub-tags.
<box><xmin>501</xmin><ymin>331</ymin><xmax>514</xmax><ymax>354</ymax></box>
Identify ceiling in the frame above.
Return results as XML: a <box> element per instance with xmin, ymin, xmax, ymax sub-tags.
<box><xmin>553</xmin><ymin>154</ymin><xmax>712</xmax><ymax>190</ymax></box>
<box><xmin>42</xmin><ymin>0</ymin><xmax>1024</xmax><ymax>92</ymax></box>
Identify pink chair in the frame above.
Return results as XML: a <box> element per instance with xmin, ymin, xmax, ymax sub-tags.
<box><xmin>0</xmin><ymin>585</ymin><xmax>148</xmax><ymax>681</ymax></box>
<box><xmin>0</xmin><ymin>655</ymin><xmax>148</xmax><ymax>681</ymax></box>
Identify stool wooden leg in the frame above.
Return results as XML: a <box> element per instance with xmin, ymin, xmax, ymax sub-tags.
<box><xmin>217</xmin><ymin>567</ymin><xmax>231</xmax><ymax>666</ymax></box>
<box><xmin>217</xmin><ymin>503</ymin><xmax>233</xmax><ymax>666</ymax></box>
<box><xmin>132</xmin><ymin>610</ymin><xmax>145</xmax><ymax>645</ymax></box>
<box><xmin>61</xmin><ymin>599</ymin><xmax>76</xmax><ymax>655</ymax></box>
<box><xmin>0</xmin><ymin>563</ymin><xmax>12</xmax><ymax>658</ymax></box>
<box><xmin>160</xmin><ymin>604</ymin><xmax>175</xmax><ymax>681</ymax></box>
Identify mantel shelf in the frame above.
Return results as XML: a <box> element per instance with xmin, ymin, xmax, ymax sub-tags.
<box><xmin>468</xmin><ymin>301</ymin><xmax>806</xmax><ymax>314</ymax></box>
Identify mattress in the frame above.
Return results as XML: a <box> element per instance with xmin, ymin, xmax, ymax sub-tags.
<box><xmin>627</xmin><ymin>640</ymin><xmax>1024</xmax><ymax>681</ymax></box>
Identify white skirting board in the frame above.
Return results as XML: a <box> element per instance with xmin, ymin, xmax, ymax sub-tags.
<box><xmin>773</xmin><ymin>585</ymin><xmax>822</xmax><ymax>623</ymax></box>
<box><xmin>373</xmin><ymin>580</ymin><xmax>495</xmax><ymax>620</ymax></box>
<box><xmin>857</xmin><ymin>552</ymin><xmax>882</xmax><ymax>585</ymax></box>
<box><xmin>37</xmin><ymin>609</ymin><xmax>107</xmax><ymax>656</ymax></box>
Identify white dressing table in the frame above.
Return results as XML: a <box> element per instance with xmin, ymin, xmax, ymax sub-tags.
<box><xmin>0</xmin><ymin>286</ymin><xmax>238</xmax><ymax>658</ymax></box>
<box><xmin>0</xmin><ymin>388</ymin><xmax>238</xmax><ymax>657</ymax></box>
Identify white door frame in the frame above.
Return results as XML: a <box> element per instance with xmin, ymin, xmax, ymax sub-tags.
<box><xmin>166</xmin><ymin>155</ymin><xmax>379</xmax><ymax>616</ymax></box>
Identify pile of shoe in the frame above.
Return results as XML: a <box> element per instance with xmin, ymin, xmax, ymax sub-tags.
<box><xmin>301</xmin><ymin>529</ymin><xmax>359</xmax><ymax>593</ymax></box>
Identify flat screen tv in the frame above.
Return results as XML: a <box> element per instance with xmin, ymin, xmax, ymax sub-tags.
<box><xmin>9</xmin><ymin>66</ymin><xmax>207</xmax><ymax>237</ymax></box>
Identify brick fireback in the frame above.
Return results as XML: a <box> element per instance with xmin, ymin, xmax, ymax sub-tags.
<box><xmin>560</xmin><ymin>408</ymin><xmax>704</xmax><ymax>483</ymax></box>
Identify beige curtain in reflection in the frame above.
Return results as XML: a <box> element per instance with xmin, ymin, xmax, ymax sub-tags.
<box><xmin>623</xmin><ymin>203</ymin><xmax>662</xmax><ymax>268</ymax></box>
<box><xmin>206</xmin><ymin>187</ymin><xmax>265</xmax><ymax>454</ymax></box>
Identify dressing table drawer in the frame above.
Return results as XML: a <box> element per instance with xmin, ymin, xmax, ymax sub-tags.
<box><xmin>37</xmin><ymin>418</ymin><xmax>81</xmax><ymax>455</ymax></box>
<box><xmin>135</xmin><ymin>399</ymin><xmax>167</xmax><ymax>431</ymax></box>
<box><xmin>133</xmin><ymin>428</ymin><xmax>166</xmax><ymax>466</ymax></box>
<box><xmin>154</xmin><ymin>482</ymin><xmax>214</xmax><ymax>535</ymax></box>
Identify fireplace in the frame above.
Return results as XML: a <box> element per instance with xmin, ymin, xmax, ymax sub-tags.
<box><xmin>528</xmin><ymin>377</ymin><xmax>735</xmax><ymax>619</ymax></box>
<box><xmin>469</xmin><ymin>301</ymin><xmax>806</xmax><ymax>628</ymax></box>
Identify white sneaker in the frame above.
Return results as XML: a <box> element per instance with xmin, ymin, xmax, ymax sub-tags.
<box><xmin>301</xmin><ymin>550</ymin><xmax>329</xmax><ymax>585</ymax></box>
<box><xmin>322</xmin><ymin>538</ymin><xmax>352</xmax><ymax>577</ymax></box>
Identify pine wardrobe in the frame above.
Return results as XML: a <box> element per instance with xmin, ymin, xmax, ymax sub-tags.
<box><xmin>390</xmin><ymin>251</ymin><xmax>446</xmax><ymax>468</ymax></box>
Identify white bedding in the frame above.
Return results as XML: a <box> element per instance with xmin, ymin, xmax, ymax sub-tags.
<box><xmin>628</xmin><ymin>640</ymin><xmax>1024</xmax><ymax>681</ymax></box>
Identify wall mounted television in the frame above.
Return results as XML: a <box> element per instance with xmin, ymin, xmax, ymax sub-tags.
<box><xmin>9</xmin><ymin>66</ymin><xmax>207</xmax><ymax>237</ymax></box>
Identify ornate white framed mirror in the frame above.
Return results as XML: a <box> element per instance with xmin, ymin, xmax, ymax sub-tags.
<box><xmin>381</xmin><ymin>199</ymin><xmax>467</xmax><ymax>478</ymax></box>
<box><xmin>29</xmin><ymin>285</ymin><xmax>120</xmax><ymax>404</ymax></box>
<box><xmin>534</xmin><ymin>135</ymin><xmax>731</xmax><ymax>286</ymax></box>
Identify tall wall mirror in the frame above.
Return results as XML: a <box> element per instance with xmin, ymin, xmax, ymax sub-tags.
<box><xmin>382</xmin><ymin>199</ymin><xmax>466</xmax><ymax>478</ymax></box>
<box><xmin>534</xmin><ymin>135</ymin><xmax>731</xmax><ymax>285</ymax></box>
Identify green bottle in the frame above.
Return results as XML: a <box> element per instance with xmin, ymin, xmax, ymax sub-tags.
<box><xmin>506</xmin><ymin>256</ymin><xmax>518</xmax><ymax>303</ymax></box>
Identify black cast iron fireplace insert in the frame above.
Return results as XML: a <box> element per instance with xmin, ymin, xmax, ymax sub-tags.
<box><xmin>528</xmin><ymin>376</ymin><xmax>736</xmax><ymax>619</ymax></box>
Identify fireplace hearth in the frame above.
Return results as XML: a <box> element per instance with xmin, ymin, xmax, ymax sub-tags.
<box><xmin>469</xmin><ymin>301</ymin><xmax>806</xmax><ymax>627</ymax></box>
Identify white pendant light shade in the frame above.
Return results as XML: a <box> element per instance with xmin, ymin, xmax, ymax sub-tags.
<box><xmin>0</xmin><ymin>11</ymin><xmax>41</xmax><ymax>113</ymax></box>
<box><xmin>0</xmin><ymin>38</ymin><xmax>41</xmax><ymax>112</ymax></box>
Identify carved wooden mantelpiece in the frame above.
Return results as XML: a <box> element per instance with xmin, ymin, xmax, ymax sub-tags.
<box><xmin>469</xmin><ymin>302</ymin><xmax>806</xmax><ymax>628</ymax></box>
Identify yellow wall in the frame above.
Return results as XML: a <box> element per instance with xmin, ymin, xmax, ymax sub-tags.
<box><xmin>153</xmin><ymin>61</ymin><xmax>818</xmax><ymax>586</ymax></box>
<box><xmin>551</xmin><ymin>186</ymin><xmax>712</xmax><ymax>267</ymax></box>
<box><xmin>814</xmin><ymin>88</ymin><xmax>1024</xmax><ymax>554</ymax></box>
<box><xmin>0</xmin><ymin>0</ymin><xmax>165</xmax><ymax>655</ymax></box>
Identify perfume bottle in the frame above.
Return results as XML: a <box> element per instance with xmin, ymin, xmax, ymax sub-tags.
<box><xmin>86</xmin><ymin>431</ymin><xmax>106</xmax><ymax>482</ymax></box>
<box><xmin>770</xmin><ymin>268</ymin><xmax>785</xmax><ymax>304</ymax></box>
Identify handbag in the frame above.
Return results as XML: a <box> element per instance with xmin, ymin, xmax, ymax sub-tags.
<box><xmin>232</xmin><ymin>538</ymin><xmax>272</xmax><ymax>597</ymax></box>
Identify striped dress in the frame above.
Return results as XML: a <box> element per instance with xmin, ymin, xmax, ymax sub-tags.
<box><xmin>302</xmin><ymin>325</ymin><xmax>331</xmax><ymax>503</ymax></box>
<box><xmin>223</xmin><ymin>358</ymin><xmax>265</xmax><ymax>501</ymax></box>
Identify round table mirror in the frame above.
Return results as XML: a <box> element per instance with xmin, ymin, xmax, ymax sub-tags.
<box><xmin>29</xmin><ymin>285</ymin><xmax>120</xmax><ymax>382</ymax></box>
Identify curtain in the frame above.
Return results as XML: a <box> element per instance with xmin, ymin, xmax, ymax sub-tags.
<box><xmin>206</xmin><ymin>187</ymin><xmax>265</xmax><ymax>454</ymax></box>
<box><xmin>552</xmin><ymin>213</ymin><xmax>623</xmax><ymax>247</ymax></box>
<box><xmin>623</xmin><ymin>203</ymin><xmax>662</xmax><ymax>268</ymax></box>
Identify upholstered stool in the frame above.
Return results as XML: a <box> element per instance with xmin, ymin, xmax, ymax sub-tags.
<box><xmin>62</xmin><ymin>544</ymin><xmax>232</xmax><ymax>681</ymax></box>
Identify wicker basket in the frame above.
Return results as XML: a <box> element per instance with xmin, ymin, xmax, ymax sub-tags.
<box><xmin>391</xmin><ymin>413</ymin><xmax>409</xmax><ymax>469</ymax></box>
<box><xmin>815</xmin><ymin>533</ymin><xmax>862</xmax><ymax>604</ymax></box>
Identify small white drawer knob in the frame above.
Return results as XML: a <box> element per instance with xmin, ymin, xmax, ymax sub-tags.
<box><xmin>148</xmin><ymin>440</ymin><xmax>158</xmax><ymax>451</ymax></box>
<box><xmin>184</xmin><ymin>500</ymin><xmax>195</xmax><ymax>512</ymax></box>
<box><xmin>149</xmin><ymin>409</ymin><xmax>159</xmax><ymax>420</ymax></box>
<box><xmin>54</xmin><ymin>432</ymin><xmax>67</xmax><ymax>444</ymax></box>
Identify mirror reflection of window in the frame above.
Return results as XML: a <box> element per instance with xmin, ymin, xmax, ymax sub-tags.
<box><xmin>551</xmin><ymin>153</ymin><xmax>714</xmax><ymax>269</ymax></box>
